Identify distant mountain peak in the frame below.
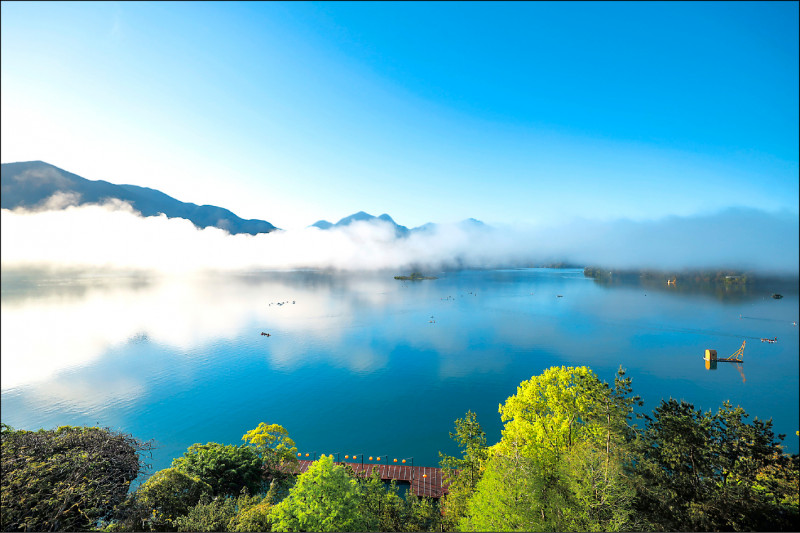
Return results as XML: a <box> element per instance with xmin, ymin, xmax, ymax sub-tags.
<box><xmin>459</xmin><ymin>217</ymin><xmax>487</xmax><ymax>228</ymax></box>
<box><xmin>335</xmin><ymin>211</ymin><xmax>376</xmax><ymax>225</ymax></box>
<box><xmin>410</xmin><ymin>218</ymin><xmax>490</xmax><ymax>233</ymax></box>
<box><xmin>311</xmin><ymin>220</ymin><xmax>333</xmax><ymax>230</ymax></box>
<box><xmin>308</xmin><ymin>210</ymin><xmax>410</xmax><ymax>237</ymax></box>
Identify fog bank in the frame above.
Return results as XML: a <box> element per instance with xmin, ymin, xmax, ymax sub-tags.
<box><xmin>1</xmin><ymin>203</ymin><xmax>797</xmax><ymax>275</ymax></box>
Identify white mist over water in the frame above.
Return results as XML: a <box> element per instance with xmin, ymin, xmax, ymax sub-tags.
<box><xmin>1</xmin><ymin>202</ymin><xmax>797</xmax><ymax>274</ymax></box>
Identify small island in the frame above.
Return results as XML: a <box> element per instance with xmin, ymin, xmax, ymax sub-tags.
<box><xmin>394</xmin><ymin>272</ymin><xmax>438</xmax><ymax>281</ymax></box>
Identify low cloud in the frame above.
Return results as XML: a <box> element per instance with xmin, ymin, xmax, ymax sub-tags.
<box><xmin>36</xmin><ymin>191</ymin><xmax>83</xmax><ymax>211</ymax></box>
<box><xmin>1</xmin><ymin>201</ymin><xmax>797</xmax><ymax>275</ymax></box>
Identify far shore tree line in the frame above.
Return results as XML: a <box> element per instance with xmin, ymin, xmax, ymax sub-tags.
<box><xmin>2</xmin><ymin>366</ymin><xmax>798</xmax><ymax>532</ymax></box>
<box><xmin>583</xmin><ymin>265</ymin><xmax>800</xmax><ymax>287</ymax></box>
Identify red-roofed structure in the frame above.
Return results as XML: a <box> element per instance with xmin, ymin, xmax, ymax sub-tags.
<box><xmin>294</xmin><ymin>460</ymin><xmax>449</xmax><ymax>499</ymax></box>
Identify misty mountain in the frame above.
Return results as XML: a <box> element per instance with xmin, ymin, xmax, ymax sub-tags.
<box><xmin>310</xmin><ymin>220</ymin><xmax>334</xmax><ymax>230</ymax></box>
<box><xmin>311</xmin><ymin>211</ymin><xmax>410</xmax><ymax>237</ymax></box>
<box><xmin>311</xmin><ymin>212</ymin><xmax>492</xmax><ymax>237</ymax></box>
<box><xmin>1</xmin><ymin>161</ymin><xmax>277</xmax><ymax>235</ymax></box>
<box><xmin>411</xmin><ymin>217</ymin><xmax>490</xmax><ymax>234</ymax></box>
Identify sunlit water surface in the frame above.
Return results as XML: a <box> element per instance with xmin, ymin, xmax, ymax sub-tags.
<box><xmin>2</xmin><ymin>268</ymin><xmax>798</xmax><ymax>478</ymax></box>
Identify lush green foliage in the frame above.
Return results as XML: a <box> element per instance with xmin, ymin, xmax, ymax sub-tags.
<box><xmin>132</xmin><ymin>467</ymin><xmax>212</xmax><ymax>531</ymax></box>
<box><xmin>171</xmin><ymin>442</ymin><xmax>264</xmax><ymax>497</ymax></box>
<box><xmin>461</xmin><ymin>366</ymin><xmax>642</xmax><ymax>532</ymax></box>
<box><xmin>351</xmin><ymin>465</ymin><xmax>444</xmax><ymax>532</ymax></box>
<box><xmin>173</xmin><ymin>493</ymin><xmax>237</xmax><ymax>532</ymax></box>
<box><xmin>460</xmin><ymin>451</ymin><xmax>554</xmax><ymax>531</ymax></box>
<box><xmin>269</xmin><ymin>454</ymin><xmax>366</xmax><ymax>532</ymax></box>
<box><xmin>226</xmin><ymin>492</ymin><xmax>275</xmax><ymax>532</ymax></box>
<box><xmin>1</xmin><ymin>424</ymin><xmax>148</xmax><ymax>532</ymax></box>
<box><xmin>634</xmin><ymin>398</ymin><xmax>799</xmax><ymax>531</ymax></box>
<box><xmin>241</xmin><ymin>422</ymin><xmax>298</xmax><ymax>489</ymax></box>
<box><xmin>3</xmin><ymin>375</ymin><xmax>798</xmax><ymax>532</ymax></box>
<box><xmin>438</xmin><ymin>411</ymin><xmax>488</xmax><ymax>530</ymax></box>
<box><xmin>402</xmin><ymin>491</ymin><xmax>443</xmax><ymax>532</ymax></box>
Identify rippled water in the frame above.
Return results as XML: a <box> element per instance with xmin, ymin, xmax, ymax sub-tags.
<box><xmin>2</xmin><ymin>268</ymin><xmax>798</xmax><ymax>476</ymax></box>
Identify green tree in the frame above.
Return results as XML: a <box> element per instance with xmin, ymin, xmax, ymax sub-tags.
<box><xmin>497</xmin><ymin>366</ymin><xmax>605</xmax><ymax>462</ymax></box>
<box><xmin>354</xmin><ymin>467</ymin><xmax>409</xmax><ymax>532</ymax></box>
<box><xmin>1</xmin><ymin>424</ymin><xmax>149</xmax><ymax>532</ymax></box>
<box><xmin>438</xmin><ymin>411</ymin><xmax>488</xmax><ymax>530</ymax></box>
<box><xmin>268</xmin><ymin>455</ymin><xmax>366</xmax><ymax>532</ymax></box>
<box><xmin>462</xmin><ymin>366</ymin><xmax>640</xmax><ymax>532</ymax></box>
<box><xmin>634</xmin><ymin>398</ymin><xmax>799</xmax><ymax>531</ymax></box>
<box><xmin>403</xmin><ymin>491</ymin><xmax>443</xmax><ymax>532</ymax></box>
<box><xmin>753</xmin><ymin>451</ymin><xmax>799</xmax><ymax>525</ymax></box>
<box><xmin>557</xmin><ymin>441</ymin><xmax>641</xmax><ymax>531</ymax></box>
<box><xmin>173</xmin><ymin>494</ymin><xmax>236</xmax><ymax>532</ymax></box>
<box><xmin>171</xmin><ymin>442</ymin><xmax>263</xmax><ymax>497</ymax></box>
<box><xmin>227</xmin><ymin>493</ymin><xmax>275</xmax><ymax>533</ymax></box>
<box><xmin>460</xmin><ymin>448</ymin><xmax>558</xmax><ymax>532</ymax></box>
<box><xmin>134</xmin><ymin>467</ymin><xmax>212</xmax><ymax>531</ymax></box>
<box><xmin>241</xmin><ymin>422</ymin><xmax>298</xmax><ymax>489</ymax></box>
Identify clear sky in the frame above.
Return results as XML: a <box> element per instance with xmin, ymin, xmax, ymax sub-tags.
<box><xmin>2</xmin><ymin>1</ymin><xmax>798</xmax><ymax>229</ymax></box>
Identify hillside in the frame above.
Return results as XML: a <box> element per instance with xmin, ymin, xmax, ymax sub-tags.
<box><xmin>1</xmin><ymin>161</ymin><xmax>277</xmax><ymax>235</ymax></box>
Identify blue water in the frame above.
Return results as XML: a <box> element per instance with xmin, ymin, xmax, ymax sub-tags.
<box><xmin>1</xmin><ymin>268</ymin><xmax>798</xmax><ymax>479</ymax></box>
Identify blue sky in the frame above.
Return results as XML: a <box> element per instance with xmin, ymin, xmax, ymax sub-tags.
<box><xmin>2</xmin><ymin>1</ymin><xmax>798</xmax><ymax>229</ymax></box>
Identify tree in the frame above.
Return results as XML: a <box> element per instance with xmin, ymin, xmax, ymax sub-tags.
<box><xmin>173</xmin><ymin>493</ymin><xmax>236</xmax><ymax>532</ymax></box>
<box><xmin>634</xmin><ymin>398</ymin><xmax>799</xmax><ymax>531</ymax></box>
<box><xmin>169</xmin><ymin>488</ymin><xmax>272</xmax><ymax>532</ymax></box>
<box><xmin>1</xmin><ymin>424</ymin><xmax>150</xmax><ymax>532</ymax></box>
<box><xmin>268</xmin><ymin>455</ymin><xmax>367</xmax><ymax>532</ymax></box>
<box><xmin>462</xmin><ymin>366</ymin><xmax>640</xmax><ymax>531</ymax></box>
<box><xmin>227</xmin><ymin>491</ymin><xmax>275</xmax><ymax>533</ymax></box>
<box><xmin>171</xmin><ymin>442</ymin><xmax>264</xmax><ymax>497</ymax></box>
<box><xmin>241</xmin><ymin>422</ymin><xmax>298</xmax><ymax>489</ymax></box>
<box><xmin>557</xmin><ymin>441</ymin><xmax>640</xmax><ymax>531</ymax></box>
<box><xmin>460</xmin><ymin>448</ymin><xmax>557</xmax><ymax>532</ymax></box>
<box><xmin>403</xmin><ymin>491</ymin><xmax>443</xmax><ymax>532</ymax></box>
<box><xmin>354</xmin><ymin>467</ymin><xmax>408</xmax><ymax>532</ymax></box>
<box><xmin>133</xmin><ymin>467</ymin><xmax>212</xmax><ymax>531</ymax></box>
<box><xmin>438</xmin><ymin>411</ymin><xmax>488</xmax><ymax>530</ymax></box>
<box><xmin>497</xmin><ymin>366</ymin><xmax>609</xmax><ymax>462</ymax></box>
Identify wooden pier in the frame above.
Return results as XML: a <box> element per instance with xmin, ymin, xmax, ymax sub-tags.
<box><xmin>295</xmin><ymin>460</ymin><xmax>449</xmax><ymax>499</ymax></box>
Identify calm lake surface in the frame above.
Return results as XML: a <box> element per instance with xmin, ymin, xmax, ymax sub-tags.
<box><xmin>2</xmin><ymin>268</ymin><xmax>798</xmax><ymax>477</ymax></box>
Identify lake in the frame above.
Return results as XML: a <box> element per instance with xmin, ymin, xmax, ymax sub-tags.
<box><xmin>1</xmin><ymin>268</ymin><xmax>798</xmax><ymax>478</ymax></box>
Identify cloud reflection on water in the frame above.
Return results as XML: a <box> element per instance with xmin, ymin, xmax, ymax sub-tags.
<box><xmin>2</xmin><ymin>268</ymin><xmax>797</xmax><ymax>465</ymax></box>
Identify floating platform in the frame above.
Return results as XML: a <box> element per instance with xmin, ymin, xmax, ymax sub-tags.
<box><xmin>704</xmin><ymin>341</ymin><xmax>745</xmax><ymax>370</ymax></box>
<box><xmin>703</xmin><ymin>343</ymin><xmax>744</xmax><ymax>363</ymax></box>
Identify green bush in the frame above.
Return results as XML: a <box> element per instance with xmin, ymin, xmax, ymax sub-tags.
<box><xmin>269</xmin><ymin>455</ymin><xmax>366</xmax><ymax>532</ymax></box>
<box><xmin>172</xmin><ymin>442</ymin><xmax>264</xmax><ymax>497</ymax></box>
<box><xmin>174</xmin><ymin>494</ymin><xmax>236</xmax><ymax>532</ymax></box>
<box><xmin>135</xmin><ymin>467</ymin><xmax>212</xmax><ymax>531</ymax></box>
<box><xmin>1</xmin><ymin>424</ymin><xmax>148</xmax><ymax>532</ymax></box>
<box><xmin>227</xmin><ymin>494</ymin><xmax>274</xmax><ymax>532</ymax></box>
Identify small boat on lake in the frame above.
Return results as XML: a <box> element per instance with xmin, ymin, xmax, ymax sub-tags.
<box><xmin>761</xmin><ymin>337</ymin><xmax>777</xmax><ymax>343</ymax></box>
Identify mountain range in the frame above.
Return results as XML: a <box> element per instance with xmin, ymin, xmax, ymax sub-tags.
<box><xmin>1</xmin><ymin>161</ymin><xmax>277</xmax><ymax>235</ymax></box>
<box><xmin>1</xmin><ymin>161</ymin><xmax>487</xmax><ymax>235</ymax></box>
<box><xmin>311</xmin><ymin>211</ymin><xmax>409</xmax><ymax>237</ymax></box>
